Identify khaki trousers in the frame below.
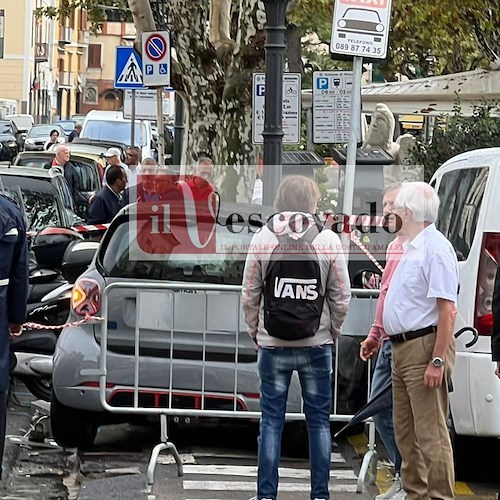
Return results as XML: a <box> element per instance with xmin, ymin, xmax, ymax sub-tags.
<box><xmin>392</xmin><ymin>332</ymin><xmax>455</xmax><ymax>500</ymax></box>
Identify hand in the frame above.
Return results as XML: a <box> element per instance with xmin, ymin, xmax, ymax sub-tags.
<box><xmin>424</xmin><ymin>363</ymin><xmax>445</xmax><ymax>388</ymax></box>
<box><xmin>360</xmin><ymin>337</ymin><xmax>380</xmax><ymax>361</ymax></box>
<box><xmin>496</xmin><ymin>362</ymin><xmax>500</xmax><ymax>378</ymax></box>
<box><xmin>8</xmin><ymin>323</ymin><xmax>23</xmax><ymax>337</ymax></box>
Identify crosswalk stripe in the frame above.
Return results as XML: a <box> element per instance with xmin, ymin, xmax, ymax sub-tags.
<box><xmin>183</xmin><ymin>464</ymin><xmax>357</xmax><ymax>480</ymax></box>
<box><xmin>184</xmin><ymin>480</ymin><xmax>358</xmax><ymax>492</ymax></box>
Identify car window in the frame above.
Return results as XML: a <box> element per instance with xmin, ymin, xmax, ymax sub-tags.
<box><xmin>436</xmin><ymin>167</ymin><xmax>488</xmax><ymax>261</ymax></box>
<box><xmin>83</xmin><ymin>120</ymin><xmax>146</xmax><ymax>147</ymax></box>
<box><xmin>71</xmin><ymin>161</ymin><xmax>99</xmax><ymax>191</ymax></box>
<box><xmin>16</xmin><ymin>157</ymin><xmax>50</xmax><ymax>168</ymax></box>
<box><xmin>29</xmin><ymin>125</ymin><xmax>64</xmax><ymax>138</ymax></box>
<box><xmin>0</xmin><ymin>122</ymin><xmax>12</xmax><ymax>134</ymax></box>
<box><xmin>101</xmin><ymin>219</ymin><xmax>249</xmax><ymax>285</ymax></box>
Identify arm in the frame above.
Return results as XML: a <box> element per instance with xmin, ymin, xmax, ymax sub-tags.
<box><xmin>325</xmin><ymin>238</ymin><xmax>351</xmax><ymax>338</ymax></box>
<box><xmin>86</xmin><ymin>196</ymin><xmax>106</xmax><ymax>225</ymax></box>
<box><xmin>64</xmin><ymin>165</ymin><xmax>87</xmax><ymax>207</ymax></box>
<box><xmin>241</xmin><ymin>239</ymin><xmax>263</xmax><ymax>341</ymax></box>
<box><xmin>7</xmin><ymin>217</ymin><xmax>29</xmax><ymax>335</ymax></box>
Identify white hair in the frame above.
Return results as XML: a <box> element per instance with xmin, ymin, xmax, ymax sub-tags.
<box><xmin>394</xmin><ymin>181</ymin><xmax>440</xmax><ymax>223</ymax></box>
<box><xmin>54</xmin><ymin>144</ymin><xmax>69</xmax><ymax>155</ymax></box>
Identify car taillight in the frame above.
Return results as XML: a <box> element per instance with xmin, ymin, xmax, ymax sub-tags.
<box><xmin>474</xmin><ymin>233</ymin><xmax>500</xmax><ymax>336</ymax></box>
<box><xmin>72</xmin><ymin>278</ymin><xmax>101</xmax><ymax>317</ymax></box>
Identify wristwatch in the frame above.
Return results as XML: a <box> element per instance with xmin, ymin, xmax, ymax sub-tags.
<box><xmin>431</xmin><ymin>356</ymin><xmax>445</xmax><ymax>368</ymax></box>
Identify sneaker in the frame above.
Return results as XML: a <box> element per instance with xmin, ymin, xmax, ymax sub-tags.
<box><xmin>375</xmin><ymin>473</ymin><xmax>405</xmax><ymax>499</ymax></box>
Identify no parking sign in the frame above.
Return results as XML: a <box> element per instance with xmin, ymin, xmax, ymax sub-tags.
<box><xmin>142</xmin><ymin>31</ymin><xmax>171</xmax><ymax>87</ymax></box>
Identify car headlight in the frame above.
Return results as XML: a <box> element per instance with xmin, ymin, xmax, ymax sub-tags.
<box><xmin>376</xmin><ymin>23</ymin><xmax>384</xmax><ymax>32</ymax></box>
<box><xmin>25</xmin><ymin>139</ymin><xmax>35</xmax><ymax>145</ymax></box>
<box><xmin>338</xmin><ymin>19</ymin><xmax>347</xmax><ymax>28</ymax></box>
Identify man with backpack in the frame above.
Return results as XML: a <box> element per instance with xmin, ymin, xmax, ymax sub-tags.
<box><xmin>242</xmin><ymin>175</ymin><xmax>351</xmax><ymax>500</ymax></box>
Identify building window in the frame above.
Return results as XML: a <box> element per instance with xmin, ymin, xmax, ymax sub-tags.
<box><xmin>88</xmin><ymin>44</ymin><xmax>101</xmax><ymax>68</ymax></box>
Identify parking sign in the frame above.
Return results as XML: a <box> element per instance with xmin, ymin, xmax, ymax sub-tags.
<box><xmin>330</xmin><ymin>0</ymin><xmax>393</xmax><ymax>59</ymax></box>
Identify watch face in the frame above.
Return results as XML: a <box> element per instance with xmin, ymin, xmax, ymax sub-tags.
<box><xmin>432</xmin><ymin>357</ymin><xmax>444</xmax><ymax>367</ymax></box>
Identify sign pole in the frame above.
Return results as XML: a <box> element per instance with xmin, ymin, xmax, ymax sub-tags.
<box><xmin>156</xmin><ymin>88</ymin><xmax>165</xmax><ymax>165</ymax></box>
<box><xmin>131</xmin><ymin>89</ymin><xmax>136</xmax><ymax>147</ymax></box>
<box><xmin>341</xmin><ymin>56</ymin><xmax>363</xmax><ymax>250</ymax></box>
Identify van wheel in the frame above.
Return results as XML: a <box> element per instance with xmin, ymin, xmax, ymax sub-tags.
<box><xmin>51</xmin><ymin>391</ymin><xmax>98</xmax><ymax>449</ymax></box>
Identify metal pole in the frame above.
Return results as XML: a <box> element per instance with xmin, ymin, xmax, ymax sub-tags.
<box><xmin>131</xmin><ymin>89</ymin><xmax>136</xmax><ymax>147</ymax></box>
<box><xmin>262</xmin><ymin>0</ymin><xmax>288</xmax><ymax>206</ymax></box>
<box><xmin>173</xmin><ymin>92</ymin><xmax>184</xmax><ymax>171</ymax></box>
<box><xmin>342</xmin><ymin>56</ymin><xmax>363</xmax><ymax>221</ymax></box>
<box><xmin>156</xmin><ymin>87</ymin><xmax>165</xmax><ymax>166</ymax></box>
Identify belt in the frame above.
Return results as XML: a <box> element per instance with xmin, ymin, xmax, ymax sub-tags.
<box><xmin>389</xmin><ymin>326</ymin><xmax>437</xmax><ymax>343</ymax></box>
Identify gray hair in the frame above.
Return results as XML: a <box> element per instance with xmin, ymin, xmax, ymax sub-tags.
<box><xmin>394</xmin><ymin>181</ymin><xmax>440</xmax><ymax>223</ymax></box>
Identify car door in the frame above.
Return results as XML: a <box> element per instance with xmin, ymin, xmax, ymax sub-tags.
<box><xmin>52</xmin><ymin>175</ymin><xmax>81</xmax><ymax>227</ymax></box>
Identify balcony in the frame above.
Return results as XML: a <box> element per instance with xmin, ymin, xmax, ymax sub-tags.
<box><xmin>58</xmin><ymin>71</ymin><xmax>74</xmax><ymax>88</ymax></box>
<box><xmin>59</xmin><ymin>26</ymin><xmax>73</xmax><ymax>45</ymax></box>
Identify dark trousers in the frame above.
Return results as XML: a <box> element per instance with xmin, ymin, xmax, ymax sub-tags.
<box><xmin>0</xmin><ymin>389</ymin><xmax>7</xmax><ymax>479</ymax></box>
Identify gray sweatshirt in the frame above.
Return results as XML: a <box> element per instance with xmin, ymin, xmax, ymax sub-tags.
<box><xmin>241</xmin><ymin>212</ymin><xmax>351</xmax><ymax>348</ymax></box>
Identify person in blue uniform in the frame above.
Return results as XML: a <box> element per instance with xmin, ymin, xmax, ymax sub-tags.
<box><xmin>0</xmin><ymin>195</ymin><xmax>29</xmax><ymax>478</ymax></box>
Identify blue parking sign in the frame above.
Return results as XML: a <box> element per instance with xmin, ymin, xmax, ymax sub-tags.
<box><xmin>317</xmin><ymin>77</ymin><xmax>329</xmax><ymax>90</ymax></box>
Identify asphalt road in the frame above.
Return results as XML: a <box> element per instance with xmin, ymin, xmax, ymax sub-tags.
<box><xmin>0</xmin><ymin>383</ymin><xmax>499</xmax><ymax>499</ymax></box>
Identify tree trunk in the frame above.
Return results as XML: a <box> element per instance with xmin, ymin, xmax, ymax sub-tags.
<box><xmin>158</xmin><ymin>0</ymin><xmax>266</xmax><ymax>202</ymax></box>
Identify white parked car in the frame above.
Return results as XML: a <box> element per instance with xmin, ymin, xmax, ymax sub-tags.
<box><xmin>81</xmin><ymin>110</ymin><xmax>157</xmax><ymax>160</ymax></box>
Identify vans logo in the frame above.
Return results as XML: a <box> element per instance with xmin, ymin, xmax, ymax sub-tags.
<box><xmin>274</xmin><ymin>277</ymin><xmax>319</xmax><ymax>300</ymax></box>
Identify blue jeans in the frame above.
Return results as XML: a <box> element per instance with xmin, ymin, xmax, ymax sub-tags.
<box><xmin>371</xmin><ymin>339</ymin><xmax>402</xmax><ymax>474</ymax></box>
<box><xmin>257</xmin><ymin>346</ymin><xmax>333</xmax><ymax>500</ymax></box>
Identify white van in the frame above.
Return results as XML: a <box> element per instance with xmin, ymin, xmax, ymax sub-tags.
<box><xmin>80</xmin><ymin>110</ymin><xmax>156</xmax><ymax>160</ymax></box>
<box><xmin>430</xmin><ymin>148</ymin><xmax>500</xmax><ymax>470</ymax></box>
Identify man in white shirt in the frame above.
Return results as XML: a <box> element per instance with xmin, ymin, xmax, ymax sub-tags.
<box><xmin>103</xmin><ymin>147</ymin><xmax>130</xmax><ymax>186</ymax></box>
<box><xmin>384</xmin><ymin>182</ymin><xmax>459</xmax><ymax>500</ymax></box>
<box><xmin>125</xmin><ymin>146</ymin><xmax>141</xmax><ymax>187</ymax></box>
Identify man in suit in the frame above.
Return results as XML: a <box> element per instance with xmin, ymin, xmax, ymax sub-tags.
<box><xmin>0</xmin><ymin>195</ymin><xmax>28</xmax><ymax>478</ymax></box>
<box><xmin>86</xmin><ymin>165</ymin><xmax>127</xmax><ymax>224</ymax></box>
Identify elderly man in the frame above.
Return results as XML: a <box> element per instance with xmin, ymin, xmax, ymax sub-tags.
<box><xmin>384</xmin><ymin>182</ymin><xmax>459</xmax><ymax>500</ymax></box>
<box><xmin>103</xmin><ymin>147</ymin><xmax>130</xmax><ymax>186</ymax></box>
<box><xmin>123</xmin><ymin>157</ymin><xmax>159</xmax><ymax>205</ymax></box>
<box><xmin>48</xmin><ymin>145</ymin><xmax>88</xmax><ymax>213</ymax></box>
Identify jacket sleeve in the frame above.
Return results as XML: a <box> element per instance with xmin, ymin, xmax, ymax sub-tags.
<box><xmin>7</xmin><ymin>217</ymin><xmax>29</xmax><ymax>325</ymax></box>
<box><xmin>325</xmin><ymin>233</ymin><xmax>351</xmax><ymax>339</ymax></box>
<box><xmin>241</xmin><ymin>234</ymin><xmax>263</xmax><ymax>340</ymax></box>
<box><xmin>64</xmin><ymin>164</ymin><xmax>87</xmax><ymax>207</ymax></box>
<box><xmin>492</xmin><ymin>265</ymin><xmax>500</xmax><ymax>361</ymax></box>
<box><xmin>86</xmin><ymin>195</ymin><xmax>106</xmax><ymax>225</ymax></box>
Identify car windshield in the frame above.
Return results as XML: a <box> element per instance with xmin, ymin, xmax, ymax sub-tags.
<box><xmin>0</xmin><ymin>122</ymin><xmax>13</xmax><ymax>134</ymax></box>
<box><xmin>56</xmin><ymin>120</ymin><xmax>76</xmax><ymax>132</ymax></box>
<box><xmin>101</xmin><ymin>218</ymin><xmax>250</xmax><ymax>285</ymax></box>
<box><xmin>82</xmin><ymin>120</ymin><xmax>146</xmax><ymax>147</ymax></box>
<box><xmin>344</xmin><ymin>9</ymin><xmax>380</xmax><ymax>22</ymax></box>
<box><xmin>29</xmin><ymin>125</ymin><xmax>63</xmax><ymax>138</ymax></box>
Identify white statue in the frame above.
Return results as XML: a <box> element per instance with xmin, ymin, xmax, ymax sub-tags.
<box><xmin>209</xmin><ymin>0</ymin><xmax>234</xmax><ymax>46</ymax></box>
<box><xmin>362</xmin><ymin>103</ymin><xmax>400</xmax><ymax>160</ymax></box>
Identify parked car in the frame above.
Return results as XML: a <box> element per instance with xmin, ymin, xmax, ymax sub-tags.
<box><xmin>0</xmin><ymin>166</ymin><xmax>83</xmax><ymax>232</ymax></box>
<box><xmin>13</xmin><ymin>150</ymin><xmax>103</xmax><ymax>218</ymax></box>
<box><xmin>81</xmin><ymin>110</ymin><xmax>157</xmax><ymax>160</ymax></box>
<box><xmin>24</xmin><ymin>124</ymin><xmax>66</xmax><ymax>151</ymax></box>
<box><xmin>50</xmin><ymin>201</ymin><xmax>386</xmax><ymax>448</ymax></box>
<box><xmin>0</xmin><ymin>120</ymin><xmax>22</xmax><ymax>160</ymax></box>
<box><xmin>6</xmin><ymin>114</ymin><xmax>33</xmax><ymax>146</ymax></box>
<box><xmin>54</xmin><ymin>119</ymin><xmax>76</xmax><ymax>136</ymax></box>
<box><xmin>430</xmin><ymin>147</ymin><xmax>500</xmax><ymax>475</ymax></box>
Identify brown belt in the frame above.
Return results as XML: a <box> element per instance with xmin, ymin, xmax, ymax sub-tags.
<box><xmin>389</xmin><ymin>326</ymin><xmax>437</xmax><ymax>343</ymax></box>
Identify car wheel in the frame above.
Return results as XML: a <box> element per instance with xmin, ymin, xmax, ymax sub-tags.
<box><xmin>23</xmin><ymin>376</ymin><xmax>52</xmax><ymax>402</ymax></box>
<box><xmin>51</xmin><ymin>391</ymin><xmax>98</xmax><ymax>449</ymax></box>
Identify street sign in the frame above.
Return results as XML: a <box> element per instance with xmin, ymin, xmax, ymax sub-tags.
<box><xmin>142</xmin><ymin>31</ymin><xmax>171</xmax><ymax>87</ymax></box>
<box><xmin>123</xmin><ymin>89</ymin><xmax>171</xmax><ymax>120</ymax></box>
<box><xmin>252</xmin><ymin>73</ymin><xmax>301</xmax><ymax>145</ymax></box>
<box><xmin>330</xmin><ymin>0</ymin><xmax>392</xmax><ymax>59</ymax></box>
<box><xmin>313</xmin><ymin>71</ymin><xmax>353</xmax><ymax>144</ymax></box>
<box><xmin>115</xmin><ymin>46</ymin><xmax>143</xmax><ymax>89</ymax></box>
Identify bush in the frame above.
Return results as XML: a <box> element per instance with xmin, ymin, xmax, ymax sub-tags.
<box><xmin>411</xmin><ymin>100</ymin><xmax>500</xmax><ymax>181</ymax></box>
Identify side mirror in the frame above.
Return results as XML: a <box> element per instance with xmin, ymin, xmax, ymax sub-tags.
<box><xmin>61</xmin><ymin>240</ymin><xmax>99</xmax><ymax>284</ymax></box>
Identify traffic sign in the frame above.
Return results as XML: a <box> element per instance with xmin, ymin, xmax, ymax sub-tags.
<box><xmin>330</xmin><ymin>0</ymin><xmax>393</xmax><ymax>59</ymax></box>
<box><xmin>115</xmin><ymin>47</ymin><xmax>143</xmax><ymax>89</ymax></box>
<box><xmin>142</xmin><ymin>31</ymin><xmax>171</xmax><ymax>87</ymax></box>
<box><xmin>313</xmin><ymin>71</ymin><xmax>354</xmax><ymax>144</ymax></box>
<box><xmin>252</xmin><ymin>73</ymin><xmax>301</xmax><ymax>145</ymax></box>
<box><xmin>123</xmin><ymin>89</ymin><xmax>171</xmax><ymax>120</ymax></box>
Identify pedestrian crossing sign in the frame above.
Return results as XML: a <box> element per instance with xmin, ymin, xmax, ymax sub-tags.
<box><xmin>114</xmin><ymin>47</ymin><xmax>144</xmax><ymax>89</ymax></box>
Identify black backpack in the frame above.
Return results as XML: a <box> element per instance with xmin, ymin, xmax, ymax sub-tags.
<box><xmin>263</xmin><ymin>223</ymin><xmax>325</xmax><ymax>341</ymax></box>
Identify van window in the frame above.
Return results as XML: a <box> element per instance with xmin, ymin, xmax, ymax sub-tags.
<box><xmin>82</xmin><ymin>120</ymin><xmax>146</xmax><ymax>147</ymax></box>
<box><xmin>436</xmin><ymin>167</ymin><xmax>488</xmax><ymax>261</ymax></box>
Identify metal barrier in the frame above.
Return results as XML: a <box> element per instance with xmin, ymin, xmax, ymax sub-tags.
<box><xmin>84</xmin><ymin>282</ymin><xmax>381</xmax><ymax>493</ymax></box>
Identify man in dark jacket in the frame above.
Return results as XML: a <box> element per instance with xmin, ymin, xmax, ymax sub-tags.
<box><xmin>86</xmin><ymin>165</ymin><xmax>127</xmax><ymax>224</ymax></box>
<box><xmin>0</xmin><ymin>195</ymin><xmax>29</xmax><ymax>477</ymax></box>
<box><xmin>491</xmin><ymin>267</ymin><xmax>500</xmax><ymax>377</ymax></box>
<box><xmin>68</xmin><ymin>123</ymin><xmax>82</xmax><ymax>142</ymax></box>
